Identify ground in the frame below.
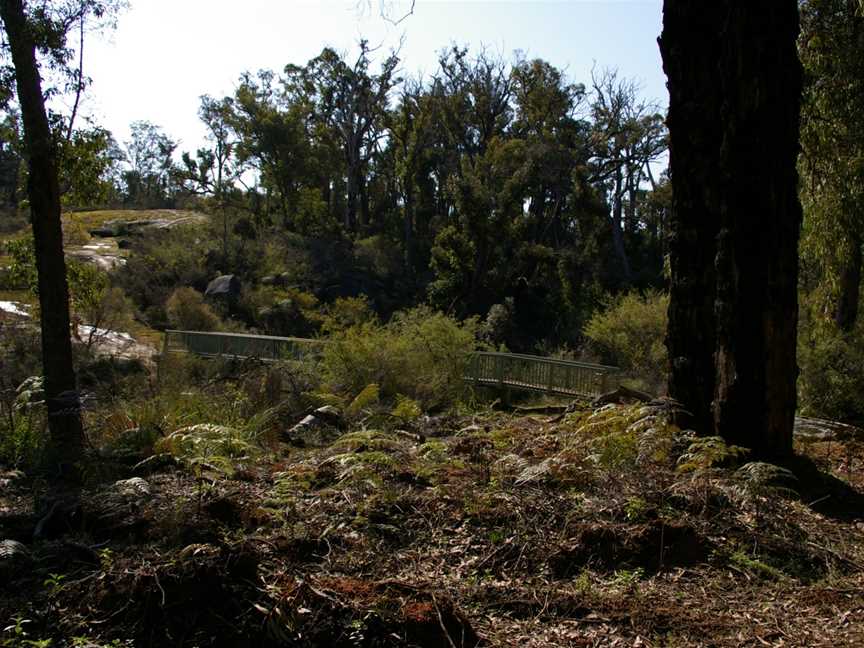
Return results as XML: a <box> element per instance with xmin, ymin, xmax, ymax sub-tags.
<box><xmin>1</xmin><ymin>401</ymin><xmax>863</xmax><ymax>647</ymax></box>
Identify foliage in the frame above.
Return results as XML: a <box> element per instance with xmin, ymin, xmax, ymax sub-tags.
<box><xmin>165</xmin><ymin>287</ymin><xmax>221</xmax><ymax>332</ymax></box>
<box><xmin>583</xmin><ymin>290</ymin><xmax>668</xmax><ymax>387</ymax></box>
<box><xmin>676</xmin><ymin>436</ymin><xmax>748</xmax><ymax>473</ymax></box>
<box><xmin>797</xmin><ymin>322</ymin><xmax>864</xmax><ymax>423</ymax></box>
<box><xmin>0</xmin><ymin>376</ymin><xmax>48</xmax><ymax>468</ymax></box>
<box><xmin>322</xmin><ymin>306</ymin><xmax>479</xmax><ymax>410</ymax></box>
<box><xmin>798</xmin><ymin>0</ymin><xmax>864</xmax><ymax>331</ymax></box>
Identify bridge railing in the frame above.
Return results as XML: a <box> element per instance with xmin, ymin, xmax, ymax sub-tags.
<box><xmin>164</xmin><ymin>330</ymin><xmax>618</xmax><ymax>398</ymax></box>
<box><xmin>467</xmin><ymin>351</ymin><xmax>619</xmax><ymax>398</ymax></box>
<box><xmin>163</xmin><ymin>330</ymin><xmax>325</xmax><ymax>362</ymax></box>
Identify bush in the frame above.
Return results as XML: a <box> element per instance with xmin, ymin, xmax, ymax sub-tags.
<box><xmin>583</xmin><ymin>290</ymin><xmax>668</xmax><ymax>390</ymax></box>
<box><xmin>321</xmin><ymin>295</ymin><xmax>377</xmax><ymax>335</ymax></box>
<box><xmin>798</xmin><ymin>328</ymin><xmax>864</xmax><ymax>424</ymax></box>
<box><xmin>165</xmin><ymin>287</ymin><xmax>221</xmax><ymax>331</ymax></box>
<box><xmin>322</xmin><ymin>306</ymin><xmax>479</xmax><ymax>411</ymax></box>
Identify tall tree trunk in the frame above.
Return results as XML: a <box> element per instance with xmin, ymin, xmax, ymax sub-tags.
<box><xmin>1</xmin><ymin>0</ymin><xmax>84</xmax><ymax>462</ymax></box>
<box><xmin>662</xmin><ymin>0</ymin><xmax>801</xmax><ymax>460</ymax></box>
<box><xmin>609</xmin><ymin>167</ymin><xmax>632</xmax><ymax>285</ymax></box>
<box><xmin>659</xmin><ymin>0</ymin><xmax>725</xmax><ymax>435</ymax></box>
<box><xmin>834</xmin><ymin>228</ymin><xmax>861</xmax><ymax>332</ymax></box>
<box><xmin>712</xmin><ymin>1</ymin><xmax>802</xmax><ymax>460</ymax></box>
<box><xmin>404</xmin><ymin>182</ymin><xmax>414</xmax><ymax>272</ymax></box>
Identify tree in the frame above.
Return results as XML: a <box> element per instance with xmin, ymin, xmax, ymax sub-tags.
<box><xmin>180</xmin><ymin>95</ymin><xmax>243</xmax><ymax>257</ymax></box>
<box><xmin>286</xmin><ymin>42</ymin><xmax>400</xmax><ymax>231</ymax></box>
<box><xmin>0</xmin><ymin>0</ymin><xmax>84</xmax><ymax>462</ymax></box>
<box><xmin>660</xmin><ymin>1</ymin><xmax>802</xmax><ymax>460</ymax></box>
<box><xmin>122</xmin><ymin>120</ymin><xmax>176</xmax><ymax>207</ymax></box>
<box><xmin>589</xmin><ymin>68</ymin><xmax>667</xmax><ymax>286</ymax></box>
<box><xmin>799</xmin><ymin>0</ymin><xmax>864</xmax><ymax>332</ymax></box>
<box><xmin>58</xmin><ymin>124</ymin><xmax>123</xmax><ymax>207</ymax></box>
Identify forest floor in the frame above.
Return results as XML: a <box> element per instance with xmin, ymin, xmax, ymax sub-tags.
<box><xmin>1</xmin><ymin>402</ymin><xmax>864</xmax><ymax>647</ymax></box>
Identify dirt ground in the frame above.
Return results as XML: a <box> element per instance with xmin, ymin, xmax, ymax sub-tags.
<box><xmin>1</xmin><ymin>404</ymin><xmax>863</xmax><ymax>647</ymax></box>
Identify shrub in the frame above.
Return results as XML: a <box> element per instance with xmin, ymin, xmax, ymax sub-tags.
<box><xmin>322</xmin><ymin>306</ymin><xmax>479</xmax><ymax>411</ymax></box>
<box><xmin>798</xmin><ymin>327</ymin><xmax>864</xmax><ymax>423</ymax></box>
<box><xmin>321</xmin><ymin>296</ymin><xmax>377</xmax><ymax>335</ymax></box>
<box><xmin>583</xmin><ymin>290</ymin><xmax>668</xmax><ymax>390</ymax></box>
<box><xmin>165</xmin><ymin>287</ymin><xmax>221</xmax><ymax>331</ymax></box>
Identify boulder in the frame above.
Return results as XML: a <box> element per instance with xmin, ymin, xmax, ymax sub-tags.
<box><xmin>205</xmin><ymin>274</ymin><xmax>241</xmax><ymax>300</ymax></box>
<box><xmin>281</xmin><ymin>407</ymin><xmax>344</xmax><ymax>447</ymax></box>
<box><xmin>0</xmin><ymin>539</ymin><xmax>31</xmax><ymax>577</ymax></box>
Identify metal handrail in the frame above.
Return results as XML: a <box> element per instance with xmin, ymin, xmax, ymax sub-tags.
<box><xmin>163</xmin><ymin>329</ymin><xmax>618</xmax><ymax>397</ymax></box>
<box><xmin>472</xmin><ymin>351</ymin><xmax>618</xmax><ymax>372</ymax></box>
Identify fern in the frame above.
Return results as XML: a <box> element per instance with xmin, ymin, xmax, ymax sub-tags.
<box><xmin>677</xmin><ymin>436</ymin><xmax>747</xmax><ymax>473</ymax></box>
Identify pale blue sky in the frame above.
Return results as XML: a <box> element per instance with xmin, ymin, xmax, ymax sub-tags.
<box><xmin>81</xmin><ymin>0</ymin><xmax>666</xmax><ymax>152</ymax></box>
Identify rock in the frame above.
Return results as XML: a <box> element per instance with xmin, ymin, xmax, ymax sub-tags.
<box><xmin>282</xmin><ymin>409</ymin><xmax>343</xmax><ymax>447</ymax></box>
<box><xmin>312</xmin><ymin>405</ymin><xmax>343</xmax><ymax>426</ymax></box>
<box><xmin>795</xmin><ymin>416</ymin><xmax>864</xmax><ymax>442</ymax></box>
<box><xmin>205</xmin><ymin>274</ymin><xmax>241</xmax><ymax>300</ymax></box>
<box><xmin>114</xmin><ymin>477</ymin><xmax>152</xmax><ymax>499</ymax></box>
<box><xmin>514</xmin><ymin>458</ymin><xmax>554</xmax><ymax>485</ymax></box>
<box><xmin>116</xmin><ymin>238</ymin><xmax>133</xmax><ymax>249</ymax></box>
<box><xmin>0</xmin><ymin>539</ymin><xmax>30</xmax><ymax>561</ymax></box>
<box><xmin>89</xmin><ymin>226</ymin><xmax>119</xmax><ymax>238</ymax></box>
<box><xmin>0</xmin><ymin>540</ymin><xmax>31</xmax><ymax>577</ymax></box>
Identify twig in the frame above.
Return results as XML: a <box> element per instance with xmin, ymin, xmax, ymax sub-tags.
<box><xmin>154</xmin><ymin>571</ymin><xmax>166</xmax><ymax>607</ymax></box>
<box><xmin>431</xmin><ymin>593</ymin><xmax>458</xmax><ymax>648</ymax></box>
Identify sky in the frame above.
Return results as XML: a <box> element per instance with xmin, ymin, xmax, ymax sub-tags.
<box><xmin>79</xmin><ymin>0</ymin><xmax>667</xmax><ymax>154</ymax></box>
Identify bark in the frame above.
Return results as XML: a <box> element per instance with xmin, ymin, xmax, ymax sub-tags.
<box><xmin>610</xmin><ymin>165</ymin><xmax>632</xmax><ymax>283</ymax></box>
<box><xmin>659</xmin><ymin>0</ymin><xmax>725</xmax><ymax>435</ymax></box>
<box><xmin>712</xmin><ymin>1</ymin><xmax>802</xmax><ymax>460</ymax></box>
<box><xmin>834</xmin><ymin>228</ymin><xmax>861</xmax><ymax>332</ymax></box>
<box><xmin>1</xmin><ymin>0</ymin><xmax>84</xmax><ymax>462</ymax></box>
<box><xmin>404</xmin><ymin>182</ymin><xmax>414</xmax><ymax>271</ymax></box>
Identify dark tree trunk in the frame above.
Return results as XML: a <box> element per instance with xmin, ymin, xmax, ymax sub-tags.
<box><xmin>834</xmin><ymin>229</ymin><xmax>861</xmax><ymax>332</ymax></box>
<box><xmin>1</xmin><ymin>0</ymin><xmax>84</xmax><ymax>462</ymax></box>
<box><xmin>661</xmin><ymin>0</ymin><xmax>802</xmax><ymax>461</ymax></box>
<box><xmin>610</xmin><ymin>165</ymin><xmax>632</xmax><ymax>284</ymax></box>
<box><xmin>659</xmin><ymin>0</ymin><xmax>725</xmax><ymax>435</ymax></box>
<box><xmin>404</xmin><ymin>183</ymin><xmax>414</xmax><ymax>271</ymax></box>
<box><xmin>712</xmin><ymin>1</ymin><xmax>802</xmax><ymax>460</ymax></box>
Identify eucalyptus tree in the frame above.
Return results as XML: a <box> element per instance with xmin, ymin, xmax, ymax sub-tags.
<box><xmin>588</xmin><ymin>68</ymin><xmax>667</xmax><ymax>286</ymax></box>
<box><xmin>284</xmin><ymin>41</ymin><xmax>400</xmax><ymax>232</ymax></box>
<box><xmin>180</xmin><ymin>95</ymin><xmax>244</xmax><ymax>257</ymax></box>
<box><xmin>123</xmin><ymin>120</ymin><xmax>176</xmax><ymax>207</ymax></box>
<box><xmin>1</xmin><ymin>0</ymin><xmax>125</xmax><ymax>467</ymax></box>
<box><xmin>230</xmin><ymin>70</ymin><xmax>317</xmax><ymax>228</ymax></box>
<box><xmin>661</xmin><ymin>0</ymin><xmax>802</xmax><ymax>460</ymax></box>
<box><xmin>799</xmin><ymin>0</ymin><xmax>864</xmax><ymax>332</ymax></box>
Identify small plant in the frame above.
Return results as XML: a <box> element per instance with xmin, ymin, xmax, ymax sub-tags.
<box><xmin>732</xmin><ymin>462</ymin><xmax>798</xmax><ymax>527</ymax></box>
<box><xmin>611</xmin><ymin>567</ymin><xmax>645</xmax><ymax>589</ymax></box>
<box><xmin>729</xmin><ymin>550</ymin><xmax>786</xmax><ymax>581</ymax></box>
<box><xmin>1</xmin><ymin>617</ymin><xmax>52</xmax><ymax>648</ymax></box>
<box><xmin>43</xmin><ymin>573</ymin><xmax>66</xmax><ymax>597</ymax></box>
<box><xmin>391</xmin><ymin>395</ymin><xmax>422</xmax><ymax>423</ymax></box>
<box><xmin>346</xmin><ymin>383</ymin><xmax>379</xmax><ymax>417</ymax></box>
<box><xmin>677</xmin><ymin>436</ymin><xmax>748</xmax><ymax>473</ymax></box>
<box><xmin>97</xmin><ymin>548</ymin><xmax>115</xmax><ymax>571</ymax></box>
<box><xmin>624</xmin><ymin>496</ymin><xmax>649</xmax><ymax>522</ymax></box>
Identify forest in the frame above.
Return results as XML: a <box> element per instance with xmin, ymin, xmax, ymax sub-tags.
<box><xmin>0</xmin><ymin>1</ymin><xmax>863</xmax><ymax>646</ymax></box>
